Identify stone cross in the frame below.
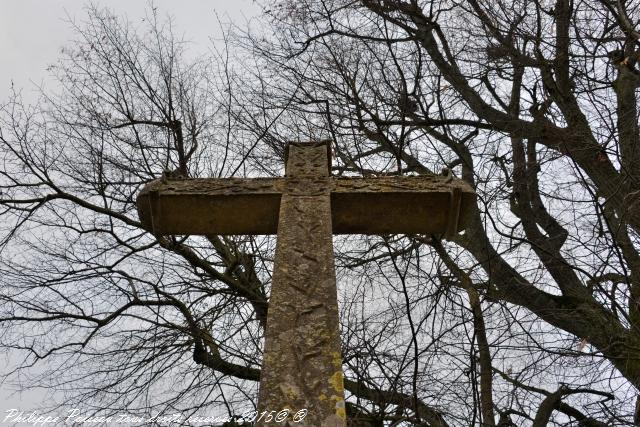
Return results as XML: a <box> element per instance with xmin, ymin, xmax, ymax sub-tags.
<box><xmin>136</xmin><ymin>141</ymin><xmax>474</xmax><ymax>426</ymax></box>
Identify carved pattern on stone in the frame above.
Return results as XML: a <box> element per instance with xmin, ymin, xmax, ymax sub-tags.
<box><xmin>257</xmin><ymin>143</ymin><xmax>345</xmax><ymax>426</ymax></box>
<box><xmin>287</xmin><ymin>144</ymin><xmax>329</xmax><ymax>177</ymax></box>
<box><xmin>285</xmin><ymin>178</ymin><xmax>330</xmax><ymax>196</ymax></box>
<box><xmin>143</xmin><ymin>175</ymin><xmax>470</xmax><ymax>198</ymax></box>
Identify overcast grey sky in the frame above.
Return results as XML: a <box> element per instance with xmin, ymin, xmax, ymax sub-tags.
<box><xmin>0</xmin><ymin>0</ymin><xmax>259</xmax><ymax>412</ymax></box>
<box><xmin>1</xmin><ymin>0</ymin><xmax>259</xmax><ymax>102</ymax></box>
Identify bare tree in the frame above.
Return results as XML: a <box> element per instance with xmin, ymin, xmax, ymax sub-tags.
<box><xmin>1</xmin><ymin>1</ymin><xmax>639</xmax><ymax>425</ymax></box>
<box><xmin>0</xmin><ymin>5</ymin><xmax>267</xmax><ymax>419</ymax></box>
<box><xmin>223</xmin><ymin>0</ymin><xmax>640</xmax><ymax>424</ymax></box>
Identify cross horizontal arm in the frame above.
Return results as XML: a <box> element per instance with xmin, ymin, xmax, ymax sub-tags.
<box><xmin>137</xmin><ymin>177</ymin><xmax>282</xmax><ymax>235</ymax></box>
<box><xmin>136</xmin><ymin>176</ymin><xmax>475</xmax><ymax>236</ymax></box>
<box><xmin>332</xmin><ymin>176</ymin><xmax>474</xmax><ymax>235</ymax></box>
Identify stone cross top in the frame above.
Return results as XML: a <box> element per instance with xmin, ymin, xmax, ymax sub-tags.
<box><xmin>137</xmin><ymin>141</ymin><xmax>474</xmax><ymax>426</ymax></box>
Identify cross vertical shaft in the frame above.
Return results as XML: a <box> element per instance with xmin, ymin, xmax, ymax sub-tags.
<box><xmin>256</xmin><ymin>142</ymin><xmax>346</xmax><ymax>426</ymax></box>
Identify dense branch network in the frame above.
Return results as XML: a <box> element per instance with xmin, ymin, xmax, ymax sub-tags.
<box><xmin>0</xmin><ymin>1</ymin><xmax>639</xmax><ymax>426</ymax></box>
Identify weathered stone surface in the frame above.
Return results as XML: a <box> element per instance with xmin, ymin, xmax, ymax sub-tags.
<box><xmin>137</xmin><ymin>175</ymin><xmax>474</xmax><ymax>236</ymax></box>
<box><xmin>257</xmin><ymin>142</ymin><xmax>345</xmax><ymax>426</ymax></box>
